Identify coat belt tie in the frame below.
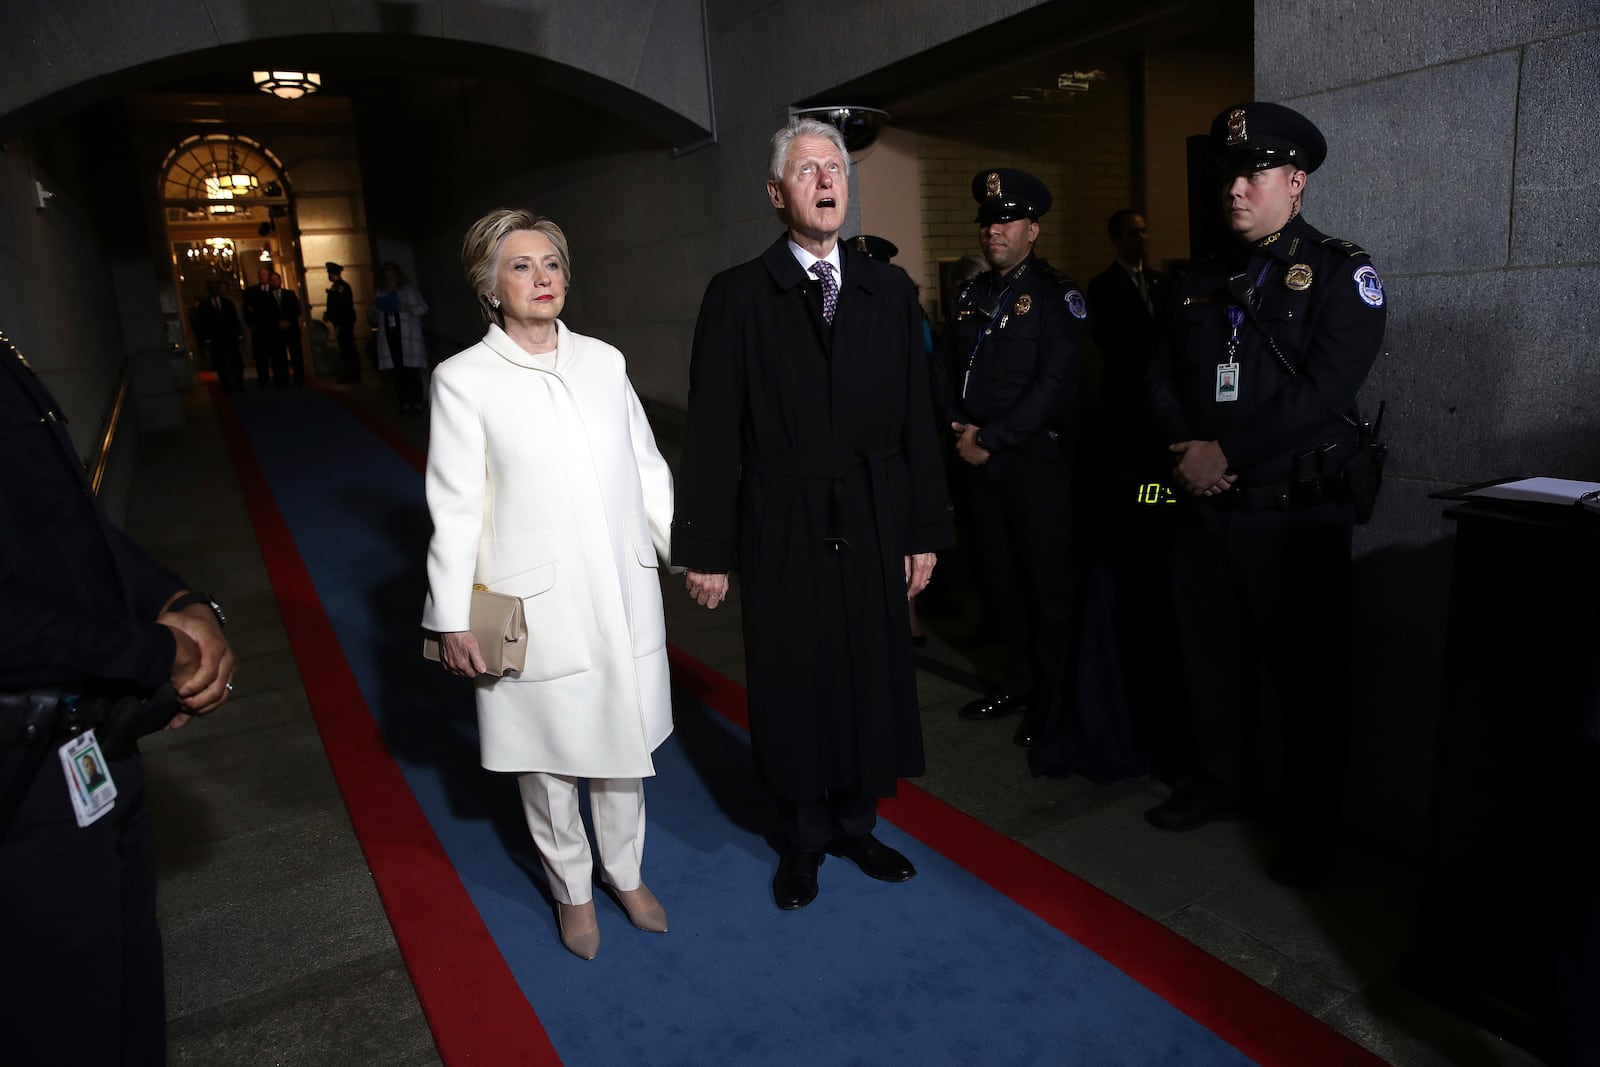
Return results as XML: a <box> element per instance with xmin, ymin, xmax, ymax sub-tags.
<box><xmin>744</xmin><ymin>444</ymin><xmax>904</xmax><ymax>617</ymax></box>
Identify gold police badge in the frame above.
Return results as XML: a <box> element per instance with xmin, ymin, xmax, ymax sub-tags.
<box><xmin>855</xmin><ymin>236</ymin><xmax>869</xmax><ymax>253</ymax></box>
<box><xmin>1285</xmin><ymin>264</ymin><xmax>1314</xmax><ymax>291</ymax></box>
<box><xmin>1226</xmin><ymin>108</ymin><xmax>1247</xmax><ymax>145</ymax></box>
<box><xmin>1012</xmin><ymin>294</ymin><xmax>1032</xmax><ymax>316</ymax></box>
<box><xmin>986</xmin><ymin>172</ymin><xmax>1002</xmax><ymax>198</ymax></box>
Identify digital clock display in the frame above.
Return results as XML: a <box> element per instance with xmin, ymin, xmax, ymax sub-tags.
<box><xmin>1136</xmin><ymin>481</ymin><xmax>1177</xmax><ymax>505</ymax></box>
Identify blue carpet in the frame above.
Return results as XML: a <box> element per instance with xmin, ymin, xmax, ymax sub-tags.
<box><xmin>229</xmin><ymin>390</ymin><xmax>1252</xmax><ymax>1066</ymax></box>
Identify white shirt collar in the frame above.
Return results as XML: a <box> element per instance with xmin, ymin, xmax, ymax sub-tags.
<box><xmin>787</xmin><ymin>239</ymin><xmax>842</xmax><ymax>281</ymax></box>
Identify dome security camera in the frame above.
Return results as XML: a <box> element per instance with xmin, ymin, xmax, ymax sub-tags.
<box><xmin>794</xmin><ymin>106</ymin><xmax>890</xmax><ymax>154</ymax></box>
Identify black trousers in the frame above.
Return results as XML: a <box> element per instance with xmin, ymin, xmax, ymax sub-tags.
<box><xmin>274</xmin><ymin>328</ymin><xmax>305</xmax><ymax>387</ymax></box>
<box><xmin>209</xmin><ymin>337</ymin><xmax>244</xmax><ymax>393</ymax></box>
<box><xmin>333</xmin><ymin>321</ymin><xmax>361</xmax><ymax>382</ymax></box>
<box><xmin>250</xmin><ymin>328</ymin><xmax>278</xmax><ymax>386</ymax></box>
<box><xmin>393</xmin><ymin>365</ymin><xmax>425</xmax><ymax>407</ymax></box>
<box><xmin>961</xmin><ymin>448</ymin><xmax>1077</xmax><ymax>702</ymax></box>
<box><xmin>0</xmin><ymin>747</ymin><xmax>164</xmax><ymax>1066</ymax></box>
<box><xmin>1168</xmin><ymin>498</ymin><xmax>1353</xmax><ymax>840</ymax></box>
<box><xmin>781</xmin><ymin>792</ymin><xmax>877</xmax><ymax>851</ymax></box>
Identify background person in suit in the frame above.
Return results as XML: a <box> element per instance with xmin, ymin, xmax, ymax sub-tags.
<box><xmin>267</xmin><ymin>271</ymin><xmax>305</xmax><ymax>388</ymax></box>
<box><xmin>190</xmin><ymin>279</ymin><xmax>244</xmax><ymax>393</ymax></box>
<box><xmin>1088</xmin><ymin>210</ymin><xmax>1169</xmax><ymax>447</ymax></box>
<box><xmin>241</xmin><ymin>266</ymin><xmax>277</xmax><ymax>388</ymax></box>
<box><xmin>423</xmin><ymin>210</ymin><xmax>676</xmax><ymax>961</ymax></box>
<box><xmin>673</xmin><ymin>118</ymin><xmax>953</xmax><ymax>912</ymax></box>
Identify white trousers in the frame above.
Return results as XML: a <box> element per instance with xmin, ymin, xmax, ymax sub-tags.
<box><xmin>517</xmin><ymin>773</ymin><xmax>646</xmax><ymax>905</ymax></box>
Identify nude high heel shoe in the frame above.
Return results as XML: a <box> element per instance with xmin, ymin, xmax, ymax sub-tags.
<box><xmin>613</xmin><ymin>883</ymin><xmax>668</xmax><ymax>934</ymax></box>
<box><xmin>557</xmin><ymin>900</ymin><xmax>600</xmax><ymax>960</ymax></box>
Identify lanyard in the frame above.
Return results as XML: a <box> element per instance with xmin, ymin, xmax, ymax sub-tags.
<box><xmin>961</xmin><ymin>281</ymin><xmax>1013</xmax><ymax>400</ymax></box>
<box><xmin>1224</xmin><ymin>259</ymin><xmax>1275</xmax><ymax>358</ymax></box>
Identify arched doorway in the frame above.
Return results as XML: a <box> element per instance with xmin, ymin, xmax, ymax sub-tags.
<box><xmin>160</xmin><ymin>133</ymin><xmax>302</xmax><ymax>380</ymax></box>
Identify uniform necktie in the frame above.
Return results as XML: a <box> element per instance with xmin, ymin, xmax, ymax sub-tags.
<box><xmin>810</xmin><ymin>261</ymin><xmax>837</xmax><ymax>324</ymax></box>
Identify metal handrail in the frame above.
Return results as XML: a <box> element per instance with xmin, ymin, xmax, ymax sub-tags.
<box><xmin>88</xmin><ymin>356</ymin><xmax>133</xmax><ymax>496</ymax></box>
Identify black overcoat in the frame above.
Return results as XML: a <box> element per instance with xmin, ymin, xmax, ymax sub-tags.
<box><xmin>672</xmin><ymin>236</ymin><xmax>954</xmax><ymax>802</ymax></box>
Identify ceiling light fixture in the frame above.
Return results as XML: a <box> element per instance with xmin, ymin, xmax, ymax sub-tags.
<box><xmin>251</xmin><ymin>70</ymin><xmax>322</xmax><ymax>100</ymax></box>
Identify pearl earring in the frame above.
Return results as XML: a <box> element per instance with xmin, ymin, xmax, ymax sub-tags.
<box><xmin>489</xmin><ymin>296</ymin><xmax>500</xmax><ymax>308</ymax></box>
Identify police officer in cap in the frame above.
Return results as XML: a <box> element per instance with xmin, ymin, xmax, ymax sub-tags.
<box><xmin>323</xmin><ymin>262</ymin><xmax>361</xmax><ymax>384</ymax></box>
<box><xmin>848</xmin><ymin>235</ymin><xmax>899</xmax><ymax>263</ymax></box>
<box><xmin>932</xmin><ymin>169</ymin><xmax>1089</xmax><ymax>748</ymax></box>
<box><xmin>1142</xmin><ymin>103</ymin><xmax>1386</xmax><ymax>885</ymax></box>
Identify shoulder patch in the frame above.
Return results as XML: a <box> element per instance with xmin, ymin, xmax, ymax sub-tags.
<box><xmin>1353</xmin><ymin>264</ymin><xmax>1384</xmax><ymax>308</ymax></box>
<box><xmin>1317</xmin><ymin>235</ymin><xmax>1370</xmax><ymax>259</ymax></box>
<box><xmin>1064</xmin><ymin>290</ymin><xmax>1087</xmax><ymax>319</ymax></box>
<box><xmin>1037</xmin><ymin>263</ymin><xmax>1073</xmax><ymax>287</ymax></box>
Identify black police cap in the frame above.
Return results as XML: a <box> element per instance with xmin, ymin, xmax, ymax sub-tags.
<box><xmin>848</xmin><ymin>235</ymin><xmax>898</xmax><ymax>262</ymax></box>
<box><xmin>971</xmin><ymin>168</ymin><xmax>1052</xmax><ymax>225</ymax></box>
<box><xmin>325</xmin><ymin>261</ymin><xmax>344</xmax><ymax>274</ymax></box>
<box><xmin>1211</xmin><ymin>102</ymin><xmax>1326</xmax><ymax>174</ymax></box>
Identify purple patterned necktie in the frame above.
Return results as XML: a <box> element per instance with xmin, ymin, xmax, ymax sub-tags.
<box><xmin>810</xmin><ymin>260</ymin><xmax>838</xmax><ymax>324</ymax></box>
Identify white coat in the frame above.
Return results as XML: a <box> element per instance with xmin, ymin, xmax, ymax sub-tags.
<box><xmin>421</xmin><ymin>321</ymin><xmax>674</xmax><ymax>778</ymax></box>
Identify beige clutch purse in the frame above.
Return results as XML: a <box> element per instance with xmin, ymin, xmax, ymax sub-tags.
<box><xmin>423</xmin><ymin>584</ymin><xmax>528</xmax><ymax>676</ymax></box>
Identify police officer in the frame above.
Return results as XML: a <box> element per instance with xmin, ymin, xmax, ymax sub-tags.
<box><xmin>932</xmin><ymin>169</ymin><xmax>1089</xmax><ymax>748</ymax></box>
<box><xmin>1142</xmin><ymin>103</ymin><xmax>1386</xmax><ymax>886</ymax></box>
<box><xmin>323</xmin><ymin>261</ymin><xmax>361</xmax><ymax>384</ymax></box>
<box><xmin>0</xmin><ymin>330</ymin><xmax>236</xmax><ymax>1063</ymax></box>
<box><xmin>847</xmin><ymin>234</ymin><xmax>898</xmax><ymax>263</ymax></box>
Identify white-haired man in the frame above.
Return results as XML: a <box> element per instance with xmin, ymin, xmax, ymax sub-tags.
<box><xmin>673</xmin><ymin>118</ymin><xmax>953</xmax><ymax>909</ymax></box>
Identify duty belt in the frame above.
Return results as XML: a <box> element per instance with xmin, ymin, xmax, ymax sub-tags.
<box><xmin>0</xmin><ymin>685</ymin><xmax>176</xmax><ymax>756</ymax></box>
<box><xmin>1215</xmin><ymin>471</ymin><xmax>1351</xmax><ymax>513</ymax></box>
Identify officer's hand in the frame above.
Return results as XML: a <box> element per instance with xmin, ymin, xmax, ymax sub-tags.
<box><xmin>952</xmin><ymin>422</ymin><xmax>991</xmax><ymax>466</ymax></box>
<box><xmin>904</xmin><ymin>553</ymin><xmax>936</xmax><ymax>599</ymax></box>
<box><xmin>439</xmin><ymin>630</ymin><xmax>487</xmax><ymax>678</ymax></box>
<box><xmin>158</xmin><ymin>605</ymin><xmax>236</xmax><ymax>714</ymax></box>
<box><xmin>1170</xmin><ymin>440</ymin><xmax>1236</xmax><ymax>496</ymax></box>
<box><xmin>162</xmin><ymin>623</ymin><xmax>204</xmax><ymax>696</ymax></box>
<box><xmin>685</xmin><ymin>570</ymin><xmax>729</xmax><ymax>609</ymax></box>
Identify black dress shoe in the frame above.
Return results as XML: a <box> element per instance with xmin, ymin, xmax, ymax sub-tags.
<box><xmin>828</xmin><ymin>834</ymin><xmax>916</xmax><ymax>883</ymax></box>
<box><xmin>773</xmin><ymin>850</ymin><xmax>823</xmax><ymax>910</ymax></box>
<box><xmin>1143</xmin><ymin>780</ymin><xmax>1235</xmax><ymax>832</ymax></box>
<box><xmin>1012</xmin><ymin>716</ymin><xmax>1040</xmax><ymax>748</ymax></box>
<box><xmin>959</xmin><ymin>692</ymin><xmax>1029</xmax><ymax>721</ymax></box>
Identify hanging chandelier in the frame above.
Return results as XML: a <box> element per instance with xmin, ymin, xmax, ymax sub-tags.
<box><xmin>251</xmin><ymin>70</ymin><xmax>322</xmax><ymax>100</ymax></box>
<box><xmin>203</xmin><ymin>153</ymin><xmax>259</xmax><ymax>214</ymax></box>
<box><xmin>185</xmin><ymin>238</ymin><xmax>236</xmax><ymax>269</ymax></box>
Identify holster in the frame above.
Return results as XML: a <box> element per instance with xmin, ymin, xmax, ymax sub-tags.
<box><xmin>1343</xmin><ymin>423</ymin><xmax>1387</xmax><ymax>525</ymax></box>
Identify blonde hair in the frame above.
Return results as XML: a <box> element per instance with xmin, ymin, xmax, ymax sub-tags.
<box><xmin>460</xmin><ymin>209</ymin><xmax>572</xmax><ymax>326</ymax></box>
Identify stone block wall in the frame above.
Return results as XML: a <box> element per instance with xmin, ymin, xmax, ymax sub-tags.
<box><xmin>1256</xmin><ymin>4</ymin><xmax>1600</xmax><ymax>847</ymax></box>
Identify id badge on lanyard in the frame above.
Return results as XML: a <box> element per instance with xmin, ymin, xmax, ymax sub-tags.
<box><xmin>1217</xmin><ymin>261</ymin><xmax>1274</xmax><ymax>403</ymax></box>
